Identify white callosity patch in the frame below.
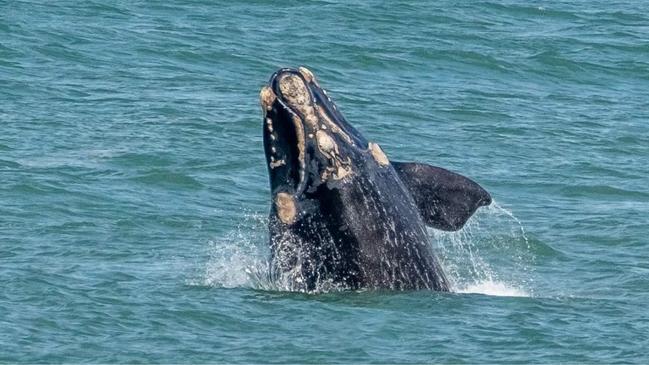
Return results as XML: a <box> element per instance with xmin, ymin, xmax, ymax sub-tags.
<box><xmin>265</xmin><ymin>117</ymin><xmax>273</xmax><ymax>133</ymax></box>
<box><xmin>276</xmin><ymin>71</ymin><xmax>353</xmax><ymax>182</ymax></box>
<box><xmin>269</xmin><ymin>159</ymin><xmax>286</xmax><ymax>169</ymax></box>
<box><xmin>298</xmin><ymin>66</ymin><xmax>315</xmax><ymax>83</ymax></box>
<box><xmin>315</xmin><ymin>129</ymin><xmax>352</xmax><ymax>180</ymax></box>
<box><xmin>259</xmin><ymin>86</ymin><xmax>276</xmax><ymax>112</ymax></box>
<box><xmin>368</xmin><ymin>142</ymin><xmax>389</xmax><ymax>167</ymax></box>
<box><xmin>275</xmin><ymin>192</ymin><xmax>297</xmax><ymax>224</ymax></box>
<box><xmin>315</xmin><ymin>130</ymin><xmax>336</xmax><ymax>154</ymax></box>
<box><xmin>278</xmin><ymin>74</ymin><xmax>318</xmax><ymax>130</ymax></box>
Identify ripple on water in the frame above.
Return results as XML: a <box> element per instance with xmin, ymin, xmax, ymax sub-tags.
<box><xmin>2</xmin><ymin>0</ymin><xmax>649</xmax><ymax>362</ymax></box>
<box><xmin>130</xmin><ymin>169</ymin><xmax>204</xmax><ymax>190</ymax></box>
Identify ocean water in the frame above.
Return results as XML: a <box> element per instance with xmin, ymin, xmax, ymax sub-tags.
<box><xmin>2</xmin><ymin>0</ymin><xmax>649</xmax><ymax>362</ymax></box>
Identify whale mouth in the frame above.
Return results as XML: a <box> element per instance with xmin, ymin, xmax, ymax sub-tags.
<box><xmin>260</xmin><ymin>69</ymin><xmax>309</xmax><ymax>196</ymax></box>
<box><xmin>261</xmin><ymin>67</ymin><xmax>370</xmax><ymax>197</ymax></box>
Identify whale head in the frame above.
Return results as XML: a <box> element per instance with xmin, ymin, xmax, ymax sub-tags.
<box><xmin>260</xmin><ymin>67</ymin><xmax>380</xmax><ymax>224</ymax></box>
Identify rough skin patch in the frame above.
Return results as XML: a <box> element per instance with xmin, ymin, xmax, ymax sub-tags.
<box><xmin>315</xmin><ymin>130</ymin><xmax>352</xmax><ymax>181</ymax></box>
<box><xmin>259</xmin><ymin>86</ymin><xmax>276</xmax><ymax>112</ymax></box>
<box><xmin>275</xmin><ymin>192</ymin><xmax>297</xmax><ymax>224</ymax></box>
<box><xmin>278</xmin><ymin>74</ymin><xmax>309</xmax><ymax>106</ymax></box>
<box><xmin>278</xmin><ymin>74</ymin><xmax>319</xmax><ymax>130</ymax></box>
<box><xmin>298</xmin><ymin>66</ymin><xmax>315</xmax><ymax>83</ymax></box>
<box><xmin>269</xmin><ymin>159</ymin><xmax>286</xmax><ymax>169</ymax></box>
<box><xmin>369</xmin><ymin>142</ymin><xmax>389</xmax><ymax>167</ymax></box>
<box><xmin>316</xmin><ymin>130</ymin><xmax>336</xmax><ymax>154</ymax></box>
<box><xmin>334</xmin><ymin>164</ymin><xmax>352</xmax><ymax>180</ymax></box>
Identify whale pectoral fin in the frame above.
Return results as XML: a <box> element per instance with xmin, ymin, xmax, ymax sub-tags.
<box><xmin>393</xmin><ymin>162</ymin><xmax>492</xmax><ymax>231</ymax></box>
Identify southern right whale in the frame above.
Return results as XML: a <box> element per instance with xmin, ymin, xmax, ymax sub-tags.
<box><xmin>260</xmin><ymin>67</ymin><xmax>491</xmax><ymax>292</ymax></box>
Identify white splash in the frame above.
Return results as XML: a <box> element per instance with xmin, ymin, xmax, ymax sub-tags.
<box><xmin>433</xmin><ymin>201</ymin><xmax>535</xmax><ymax>297</ymax></box>
<box><xmin>200</xmin><ymin>238</ymin><xmax>266</xmax><ymax>289</ymax></box>
<box><xmin>193</xmin><ymin>201</ymin><xmax>536</xmax><ymax>296</ymax></box>
<box><xmin>456</xmin><ymin>280</ymin><xmax>529</xmax><ymax>297</ymax></box>
<box><xmin>188</xmin><ymin>212</ymin><xmax>271</xmax><ymax>289</ymax></box>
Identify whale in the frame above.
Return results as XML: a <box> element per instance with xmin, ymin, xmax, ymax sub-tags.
<box><xmin>260</xmin><ymin>67</ymin><xmax>491</xmax><ymax>292</ymax></box>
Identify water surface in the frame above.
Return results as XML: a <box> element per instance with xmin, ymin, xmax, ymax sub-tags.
<box><xmin>2</xmin><ymin>0</ymin><xmax>648</xmax><ymax>362</ymax></box>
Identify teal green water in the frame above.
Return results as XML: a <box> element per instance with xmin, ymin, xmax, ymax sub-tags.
<box><xmin>2</xmin><ymin>0</ymin><xmax>649</xmax><ymax>363</ymax></box>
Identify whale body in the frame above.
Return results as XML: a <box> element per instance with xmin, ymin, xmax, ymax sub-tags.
<box><xmin>260</xmin><ymin>67</ymin><xmax>491</xmax><ymax>291</ymax></box>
